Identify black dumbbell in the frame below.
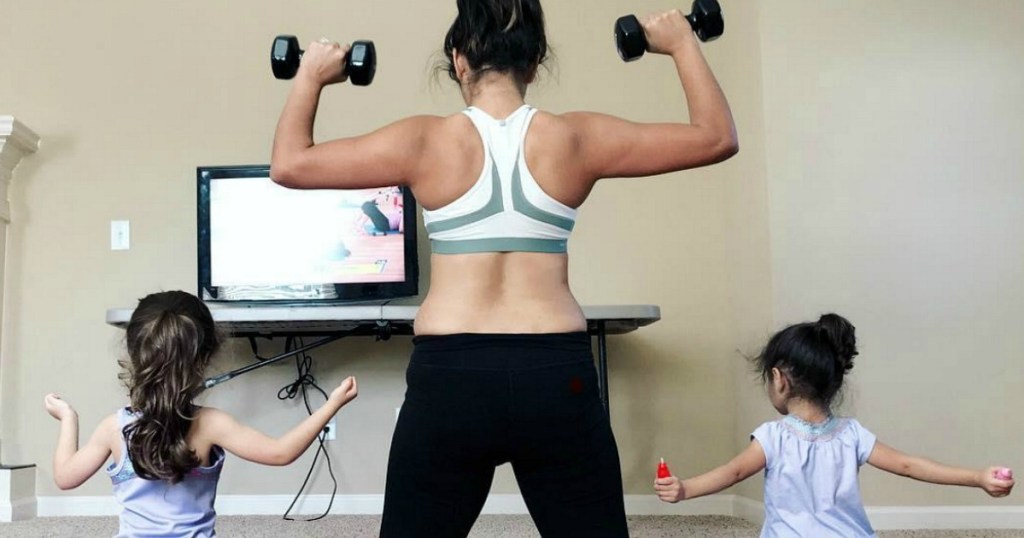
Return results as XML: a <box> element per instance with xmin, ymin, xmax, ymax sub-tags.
<box><xmin>271</xmin><ymin>35</ymin><xmax>377</xmax><ymax>86</ymax></box>
<box><xmin>615</xmin><ymin>0</ymin><xmax>724</xmax><ymax>62</ymax></box>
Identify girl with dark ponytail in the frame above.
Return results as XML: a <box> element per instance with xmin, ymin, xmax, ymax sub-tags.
<box><xmin>654</xmin><ymin>313</ymin><xmax>1015</xmax><ymax>536</ymax></box>
<box><xmin>44</xmin><ymin>291</ymin><xmax>359</xmax><ymax>537</ymax></box>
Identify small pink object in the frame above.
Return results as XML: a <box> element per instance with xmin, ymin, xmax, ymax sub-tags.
<box><xmin>995</xmin><ymin>468</ymin><xmax>1013</xmax><ymax>480</ymax></box>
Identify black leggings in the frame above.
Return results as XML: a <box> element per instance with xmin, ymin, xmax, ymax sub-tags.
<box><xmin>380</xmin><ymin>332</ymin><xmax>628</xmax><ymax>537</ymax></box>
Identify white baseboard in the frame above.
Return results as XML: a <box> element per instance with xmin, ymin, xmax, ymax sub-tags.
<box><xmin>37</xmin><ymin>493</ymin><xmax>739</xmax><ymax>518</ymax></box>
<box><xmin>867</xmin><ymin>505</ymin><xmax>1024</xmax><ymax>530</ymax></box>
<box><xmin>0</xmin><ymin>466</ymin><xmax>37</xmax><ymax>522</ymax></box>
<box><xmin>38</xmin><ymin>495</ymin><xmax>120</xmax><ymax>517</ymax></box>
<box><xmin>0</xmin><ymin>497</ymin><xmax>36</xmax><ymax>522</ymax></box>
<box><xmin>35</xmin><ymin>494</ymin><xmax>1024</xmax><ymax>530</ymax></box>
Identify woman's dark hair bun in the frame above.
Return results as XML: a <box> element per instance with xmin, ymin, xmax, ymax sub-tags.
<box><xmin>443</xmin><ymin>0</ymin><xmax>548</xmax><ymax>86</ymax></box>
<box><xmin>816</xmin><ymin>313</ymin><xmax>857</xmax><ymax>371</ymax></box>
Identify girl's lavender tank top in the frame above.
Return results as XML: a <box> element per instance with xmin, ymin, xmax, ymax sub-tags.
<box><xmin>106</xmin><ymin>407</ymin><xmax>224</xmax><ymax>537</ymax></box>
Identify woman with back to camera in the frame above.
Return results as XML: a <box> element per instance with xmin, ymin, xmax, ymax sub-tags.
<box><xmin>271</xmin><ymin>1</ymin><xmax>736</xmax><ymax>535</ymax></box>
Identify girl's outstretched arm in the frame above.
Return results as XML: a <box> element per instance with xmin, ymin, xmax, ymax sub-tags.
<box><xmin>867</xmin><ymin>441</ymin><xmax>1014</xmax><ymax>497</ymax></box>
<box><xmin>43</xmin><ymin>394</ymin><xmax>115</xmax><ymax>490</ymax></box>
<box><xmin>200</xmin><ymin>376</ymin><xmax>358</xmax><ymax>466</ymax></box>
<box><xmin>655</xmin><ymin>440</ymin><xmax>766</xmax><ymax>503</ymax></box>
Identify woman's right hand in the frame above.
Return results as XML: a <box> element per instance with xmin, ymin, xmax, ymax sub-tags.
<box><xmin>640</xmin><ymin>10</ymin><xmax>697</xmax><ymax>57</ymax></box>
<box><xmin>298</xmin><ymin>39</ymin><xmax>352</xmax><ymax>86</ymax></box>
<box><xmin>330</xmin><ymin>376</ymin><xmax>359</xmax><ymax>407</ymax></box>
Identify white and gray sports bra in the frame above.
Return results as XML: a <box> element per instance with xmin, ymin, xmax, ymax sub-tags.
<box><xmin>422</xmin><ymin>105</ymin><xmax>577</xmax><ymax>254</ymax></box>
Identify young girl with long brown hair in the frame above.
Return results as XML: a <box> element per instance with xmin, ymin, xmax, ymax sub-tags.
<box><xmin>44</xmin><ymin>290</ymin><xmax>358</xmax><ymax>537</ymax></box>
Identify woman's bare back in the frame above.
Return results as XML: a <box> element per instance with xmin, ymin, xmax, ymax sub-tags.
<box><xmin>412</xmin><ymin>109</ymin><xmax>590</xmax><ymax>335</ymax></box>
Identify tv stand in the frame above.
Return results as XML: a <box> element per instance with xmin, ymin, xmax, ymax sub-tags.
<box><xmin>105</xmin><ymin>304</ymin><xmax>660</xmax><ymax>416</ymax></box>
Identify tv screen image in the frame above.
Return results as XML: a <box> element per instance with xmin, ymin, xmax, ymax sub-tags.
<box><xmin>198</xmin><ymin>166</ymin><xmax>418</xmax><ymax>304</ymax></box>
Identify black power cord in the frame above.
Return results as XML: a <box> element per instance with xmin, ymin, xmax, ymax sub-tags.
<box><xmin>276</xmin><ymin>337</ymin><xmax>338</xmax><ymax>522</ymax></box>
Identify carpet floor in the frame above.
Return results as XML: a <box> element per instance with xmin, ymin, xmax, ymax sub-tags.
<box><xmin>2</xmin><ymin>515</ymin><xmax>1023</xmax><ymax>537</ymax></box>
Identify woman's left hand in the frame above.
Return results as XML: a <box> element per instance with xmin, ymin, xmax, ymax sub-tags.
<box><xmin>299</xmin><ymin>39</ymin><xmax>351</xmax><ymax>86</ymax></box>
<box><xmin>640</xmin><ymin>10</ymin><xmax>697</xmax><ymax>57</ymax></box>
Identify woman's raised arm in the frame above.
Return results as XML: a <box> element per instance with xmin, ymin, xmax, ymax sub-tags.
<box><xmin>568</xmin><ymin>10</ymin><xmax>737</xmax><ymax>181</ymax></box>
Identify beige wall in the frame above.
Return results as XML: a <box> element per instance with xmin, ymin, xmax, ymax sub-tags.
<box><xmin>720</xmin><ymin>0</ymin><xmax>776</xmax><ymax>501</ymax></box>
<box><xmin>756</xmin><ymin>0</ymin><xmax>1024</xmax><ymax>506</ymax></box>
<box><xmin>0</xmin><ymin>0</ymin><xmax>741</xmax><ymax>499</ymax></box>
<box><xmin>2</xmin><ymin>0</ymin><xmax>1020</xmax><ymax>512</ymax></box>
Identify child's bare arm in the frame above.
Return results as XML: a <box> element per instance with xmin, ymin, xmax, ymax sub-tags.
<box><xmin>868</xmin><ymin>441</ymin><xmax>1014</xmax><ymax>497</ymax></box>
<box><xmin>44</xmin><ymin>394</ymin><xmax>115</xmax><ymax>490</ymax></box>
<box><xmin>655</xmin><ymin>440</ymin><xmax>766</xmax><ymax>502</ymax></box>
<box><xmin>201</xmin><ymin>376</ymin><xmax>357</xmax><ymax>466</ymax></box>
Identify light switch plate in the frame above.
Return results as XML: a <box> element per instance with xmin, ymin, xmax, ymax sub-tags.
<box><xmin>111</xmin><ymin>220</ymin><xmax>130</xmax><ymax>250</ymax></box>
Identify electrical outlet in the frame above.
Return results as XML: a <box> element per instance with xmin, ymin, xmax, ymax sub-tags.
<box><xmin>324</xmin><ymin>418</ymin><xmax>337</xmax><ymax>441</ymax></box>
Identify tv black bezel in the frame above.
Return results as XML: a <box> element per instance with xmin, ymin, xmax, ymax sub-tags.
<box><xmin>197</xmin><ymin>165</ymin><xmax>419</xmax><ymax>304</ymax></box>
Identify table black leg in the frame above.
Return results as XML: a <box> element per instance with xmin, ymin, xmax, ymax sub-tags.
<box><xmin>597</xmin><ymin>321</ymin><xmax>610</xmax><ymax>418</ymax></box>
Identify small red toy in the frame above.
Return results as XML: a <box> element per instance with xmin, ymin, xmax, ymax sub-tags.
<box><xmin>657</xmin><ymin>458</ymin><xmax>671</xmax><ymax>479</ymax></box>
<box><xmin>995</xmin><ymin>468</ymin><xmax>1013</xmax><ymax>481</ymax></box>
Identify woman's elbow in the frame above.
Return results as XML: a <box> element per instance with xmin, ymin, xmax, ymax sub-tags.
<box><xmin>269</xmin><ymin>161</ymin><xmax>299</xmax><ymax>188</ymax></box>
<box><xmin>270</xmin><ymin>152</ymin><xmax>313</xmax><ymax>188</ymax></box>
<box><xmin>691</xmin><ymin>130</ymin><xmax>738</xmax><ymax>167</ymax></box>
<box><xmin>715</xmin><ymin>132</ymin><xmax>739</xmax><ymax>162</ymax></box>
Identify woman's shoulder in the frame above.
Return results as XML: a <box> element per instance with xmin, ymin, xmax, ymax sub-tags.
<box><xmin>519</xmin><ymin>109</ymin><xmax>587</xmax><ymax>156</ymax></box>
<box><xmin>541</xmin><ymin>110</ymin><xmax>636</xmax><ymax>153</ymax></box>
<box><xmin>553</xmin><ymin>109</ymin><xmax>627</xmax><ymax>128</ymax></box>
<box><xmin>531</xmin><ymin>109</ymin><xmax>580</xmax><ymax>133</ymax></box>
<box><xmin>383</xmin><ymin>114</ymin><xmax>450</xmax><ymax>134</ymax></box>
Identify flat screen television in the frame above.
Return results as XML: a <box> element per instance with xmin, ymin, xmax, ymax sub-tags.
<box><xmin>197</xmin><ymin>165</ymin><xmax>418</xmax><ymax>304</ymax></box>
